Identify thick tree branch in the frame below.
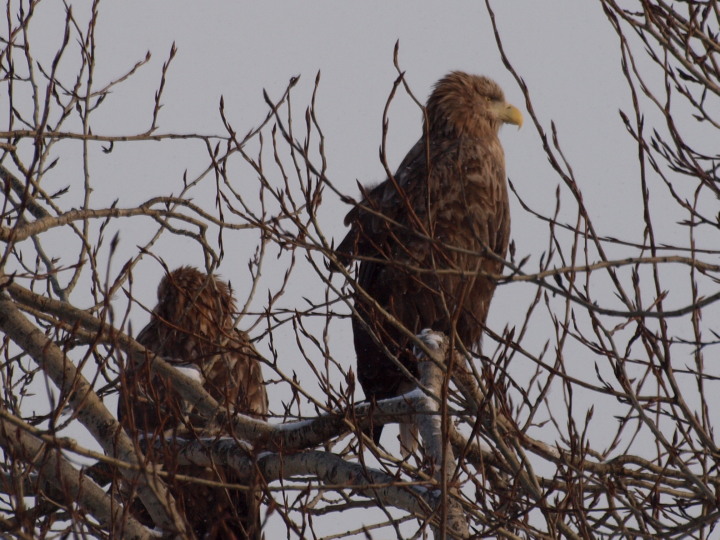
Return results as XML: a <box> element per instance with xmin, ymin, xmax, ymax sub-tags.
<box><xmin>0</xmin><ymin>291</ymin><xmax>190</xmax><ymax>536</ymax></box>
<box><xmin>0</xmin><ymin>413</ymin><xmax>150</xmax><ymax>540</ymax></box>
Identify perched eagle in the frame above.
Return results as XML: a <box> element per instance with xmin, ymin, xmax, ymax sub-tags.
<box><xmin>118</xmin><ymin>266</ymin><xmax>267</xmax><ymax>539</ymax></box>
<box><xmin>338</xmin><ymin>72</ymin><xmax>522</xmax><ymax>447</ymax></box>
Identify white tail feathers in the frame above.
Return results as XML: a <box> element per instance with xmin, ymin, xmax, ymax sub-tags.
<box><xmin>399</xmin><ymin>422</ymin><xmax>420</xmax><ymax>457</ymax></box>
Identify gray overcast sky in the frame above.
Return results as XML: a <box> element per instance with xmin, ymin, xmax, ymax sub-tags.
<box><xmin>13</xmin><ymin>1</ymin><xmax>716</xmax><ymax>537</ymax></box>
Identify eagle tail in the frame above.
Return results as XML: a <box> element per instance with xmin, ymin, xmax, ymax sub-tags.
<box><xmin>399</xmin><ymin>422</ymin><xmax>419</xmax><ymax>457</ymax></box>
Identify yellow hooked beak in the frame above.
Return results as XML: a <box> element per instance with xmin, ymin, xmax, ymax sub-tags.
<box><xmin>489</xmin><ymin>99</ymin><xmax>523</xmax><ymax>128</ymax></box>
<box><xmin>498</xmin><ymin>102</ymin><xmax>523</xmax><ymax>128</ymax></box>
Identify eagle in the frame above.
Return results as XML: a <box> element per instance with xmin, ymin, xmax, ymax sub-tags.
<box><xmin>338</xmin><ymin>72</ymin><xmax>522</xmax><ymax>448</ymax></box>
<box><xmin>118</xmin><ymin>265</ymin><xmax>267</xmax><ymax>539</ymax></box>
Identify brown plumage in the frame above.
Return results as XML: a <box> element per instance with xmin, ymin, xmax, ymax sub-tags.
<box><xmin>118</xmin><ymin>266</ymin><xmax>267</xmax><ymax>539</ymax></box>
<box><xmin>338</xmin><ymin>72</ymin><xmax>522</xmax><ymax>445</ymax></box>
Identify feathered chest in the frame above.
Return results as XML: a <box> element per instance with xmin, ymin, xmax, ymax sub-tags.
<box><xmin>402</xmin><ymin>138</ymin><xmax>509</xmax><ymax>255</ymax></box>
<box><xmin>341</xmin><ymin>136</ymin><xmax>511</xmax><ymax>264</ymax></box>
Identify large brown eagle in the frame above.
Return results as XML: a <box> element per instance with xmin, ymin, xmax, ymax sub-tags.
<box><xmin>118</xmin><ymin>266</ymin><xmax>267</xmax><ymax>539</ymax></box>
<box><xmin>338</xmin><ymin>72</ymin><xmax>522</xmax><ymax>447</ymax></box>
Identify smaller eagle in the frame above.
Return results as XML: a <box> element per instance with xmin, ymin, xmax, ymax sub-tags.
<box><xmin>338</xmin><ymin>72</ymin><xmax>522</xmax><ymax>448</ymax></box>
<box><xmin>118</xmin><ymin>265</ymin><xmax>267</xmax><ymax>540</ymax></box>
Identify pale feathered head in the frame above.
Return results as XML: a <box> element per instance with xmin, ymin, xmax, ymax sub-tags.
<box><xmin>153</xmin><ymin>265</ymin><xmax>235</xmax><ymax>335</ymax></box>
<box><xmin>425</xmin><ymin>71</ymin><xmax>523</xmax><ymax>138</ymax></box>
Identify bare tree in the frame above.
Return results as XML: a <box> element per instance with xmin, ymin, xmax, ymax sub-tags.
<box><xmin>1</xmin><ymin>1</ymin><xmax>719</xmax><ymax>538</ymax></box>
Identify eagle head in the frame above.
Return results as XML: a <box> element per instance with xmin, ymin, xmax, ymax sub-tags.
<box><xmin>153</xmin><ymin>266</ymin><xmax>235</xmax><ymax>332</ymax></box>
<box><xmin>426</xmin><ymin>71</ymin><xmax>523</xmax><ymax>138</ymax></box>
